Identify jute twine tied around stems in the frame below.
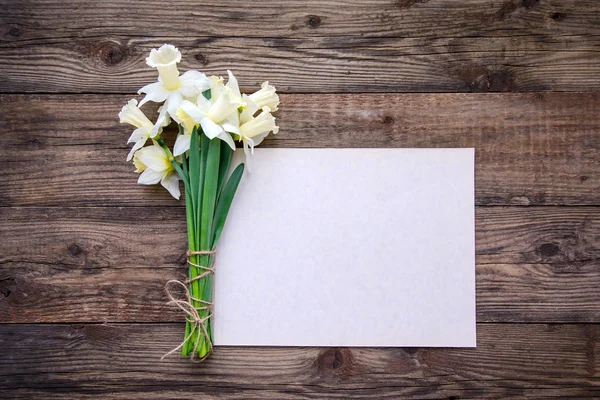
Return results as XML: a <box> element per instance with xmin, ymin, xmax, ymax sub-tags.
<box><xmin>162</xmin><ymin>250</ymin><xmax>216</xmax><ymax>361</ymax></box>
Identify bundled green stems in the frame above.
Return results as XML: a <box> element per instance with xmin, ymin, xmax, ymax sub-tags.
<box><xmin>157</xmin><ymin>126</ymin><xmax>244</xmax><ymax>359</ymax></box>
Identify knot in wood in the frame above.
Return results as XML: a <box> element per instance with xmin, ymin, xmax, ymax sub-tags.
<box><xmin>8</xmin><ymin>26</ymin><xmax>22</xmax><ymax>37</ymax></box>
<box><xmin>97</xmin><ymin>41</ymin><xmax>125</xmax><ymax>66</ymax></box>
<box><xmin>195</xmin><ymin>53</ymin><xmax>209</xmax><ymax>65</ymax></box>
<box><xmin>68</xmin><ymin>243</ymin><xmax>83</xmax><ymax>256</ymax></box>
<box><xmin>383</xmin><ymin>116</ymin><xmax>395</xmax><ymax>125</ymax></box>
<box><xmin>538</xmin><ymin>243</ymin><xmax>560</xmax><ymax>257</ymax></box>
<box><xmin>305</xmin><ymin>15</ymin><xmax>321</xmax><ymax>28</ymax></box>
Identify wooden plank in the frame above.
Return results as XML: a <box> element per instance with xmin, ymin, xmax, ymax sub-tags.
<box><xmin>2</xmin><ymin>35</ymin><xmax>600</xmax><ymax>93</ymax></box>
<box><xmin>3</xmin><ymin>0</ymin><xmax>599</xmax><ymax>39</ymax></box>
<box><xmin>1</xmin><ymin>93</ymin><xmax>598</xmax><ymax>206</ymax></box>
<box><xmin>1</xmin><ymin>206</ymin><xmax>598</xmax><ymax>323</ymax></box>
<box><xmin>0</xmin><ymin>323</ymin><xmax>598</xmax><ymax>399</ymax></box>
<box><xmin>2</xmin><ymin>0</ymin><xmax>600</xmax><ymax>93</ymax></box>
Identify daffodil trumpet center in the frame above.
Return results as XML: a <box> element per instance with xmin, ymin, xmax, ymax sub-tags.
<box><xmin>158</xmin><ymin>64</ymin><xmax>181</xmax><ymax>90</ymax></box>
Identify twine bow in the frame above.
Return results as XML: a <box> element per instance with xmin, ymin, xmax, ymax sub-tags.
<box><xmin>162</xmin><ymin>250</ymin><xmax>216</xmax><ymax>361</ymax></box>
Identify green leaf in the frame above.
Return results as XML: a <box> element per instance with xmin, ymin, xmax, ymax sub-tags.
<box><xmin>195</xmin><ymin>136</ymin><xmax>221</xmax><ymax>357</ymax></box>
<box><xmin>182</xmin><ymin>176</ymin><xmax>195</xmax><ymax>357</ymax></box>
<box><xmin>200</xmin><ymin>138</ymin><xmax>221</xmax><ymax>250</ymax></box>
<box><xmin>217</xmin><ymin>143</ymin><xmax>233</xmax><ymax>199</ymax></box>
<box><xmin>181</xmin><ymin>148</ymin><xmax>189</xmax><ymax>183</ymax></box>
<box><xmin>197</xmin><ymin>132</ymin><xmax>209</xmax><ymax>248</ymax></box>
<box><xmin>183</xmin><ymin>126</ymin><xmax>200</xmax><ymax>356</ymax></box>
<box><xmin>188</xmin><ymin>127</ymin><xmax>200</xmax><ymax>216</ymax></box>
<box><xmin>211</xmin><ymin>163</ymin><xmax>245</xmax><ymax>247</ymax></box>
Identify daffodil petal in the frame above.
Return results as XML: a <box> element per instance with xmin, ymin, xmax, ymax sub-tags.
<box><xmin>240</xmin><ymin>94</ymin><xmax>259</xmax><ymax>123</ymax></box>
<box><xmin>180</xmin><ymin>100</ymin><xmax>205</xmax><ymax>122</ymax></box>
<box><xmin>217</xmin><ymin>131</ymin><xmax>236</xmax><ymax>151</ymax></box>
<box><xmin>208</xmin><ymin>86</ymin><xmax>240</xmax><ymax>122</ymax></box>
<box><xmin>245</xmin><ymin>136</ymin><xmax>255</xmax><ymax>152</ymax></box>
<box><xmin>178</xmin><ymin>85</ymin><xmax>197</xmax><ymax>98</ymax></box>
<box><xmin>138</xmin><ymin>82</ymin><xmax>170</xmax><ymax>107</ymax></box>
<box><xmin>146</xmin><ymin>44</ymin><xmax>181</xmax><ymax>68</ymax></box>
<box><xmin>210</xmin><ymin>75</ymin><xmax>224</xmax><ymax>100</ymax></box>
<box><xmin>128</xmin><ymin>127</ymin><xmax>148</xmax><ymax>144</ymax></box>
<box><xmin>180</xmin><ymin>70</ymin><xmax>213</xmax><ymax>96</ymax></box>
<box><xmin>119</xmin><ymin>99</ymin><xmax>155</xmax><ymax>129</ymax></box>
<box><xmin>138</xmin><ymin>168</ymin><xmax>163</xmax><ymax>185</ymax></box>
<box><xmin>149</xmin><ymin>115</ymin><xmax>169</xmax><ymax>139</ymax></box>
<box><xmin>226</xmin><ymin>70</ymin><xmax>243</xmax><ymax>104</ymax></box>
<box><xmin>222</xmin><ymin>111</ymin><xmax>240</xmax><ymax>135</ymax></box>
<box><xmin>196</xmin><ymin>93</ymin><xmax>212</xmax><ymax>111</ymax></box>
<box><xmin>161</xmin><ymin>171</ymin><xmax>181</xmax><ymax>199</ymax></box>
<box><xmin>249</xmin><ymin>81</ymin><xmax>279</xmax><ymax>111</ymax></box>
<box><xmin>243</xmin><ymin>141</ymin><xmax>253</xmax><ymax>172</ymax></box>
<box><xmin>164</xmin><ymin>91</ymin><xmax>183</xmax><ymax>120</ymax></box>
<box><xmin>251</xmin><ymin>131</ymin><xmax>270</xmax><ymax>148</ymax></box>
<box><xmin>239</xmin><ymin>107</ymin><xmax>278</xmax><ymax>139</ymax></box>
<box><xmin>173</xmin><ymin>134</ymin><xmax>191</xmax><ymax>156</ymax></box>
<box><xmin>127</xmin><ymin>137</ymin><xmax>147</xmax><ymax>161</ymax></box>
<box><xmin>200</xmin><ymin>117</ymin><xmax>224</xmax><ymax>139</ymax></box>
<box><xmin>136</xmin><ymin>145</ymin><xmax>170</xmax><ymax>172</ymax></box>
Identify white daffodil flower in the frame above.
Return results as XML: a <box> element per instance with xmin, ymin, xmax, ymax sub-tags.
<box><xmin>138</xmin><ymin>44</ymin><xmax>213</xmax><ymax>121</ymax></box>
<box><xmin>119</xmin><ymin>99</ymin><xmax>169</xmax><ymax>161</ymax></box>
<box><xmin>133</xmin><ymin>142</ymin><xmax>181</xmax><ymax>199</ymax></box>
<box><xmin>248</xmin><ymin>81</ymin><xmax>279</xmax><ymax>112</ymax></box>
<box><xmin>234</xmin><ymin>76</ymin><xmax>279</xmax><ymax>141</ymax></box>
<box><xmin>209</xmin><ymin>75</ymin><xmax>224</xmax><ymax>100</ymax></box>
<box><xmin>224</xmin><ymin>70</ymin><xmax>246</xmax><ymax>107</ymax></box>
<box><xmin>177</xmin><ymin>86</ymin><xmax>240</xmax><ymax>151</ymax></box>
<box><xmin>171</xmin><ymin>71</ymin><xmax>243</xmax><ymax>156</ymax></box>
<box><xmin>238</xmin><ymin>107</ymin><xmax>279</xmax><ymax>169</ymax></box>
<box><xmin>171</xmin><ymin>107</ymin><xmax>197</xmax><ymax>156</ymax></box>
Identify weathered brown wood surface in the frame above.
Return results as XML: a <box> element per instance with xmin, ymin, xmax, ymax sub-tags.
<box><xmin>1</xmin><ymin>0</ymin><xmax>599</xmax><ymax>398</ymax></box>
<box><xmin>2</xmin><ymin>93</ymin><xmax>598</xmax><ymax>207</ymax></box>
<box><xmin>1</xmin><ymin>1</ymin><xmax>600</xmax><ymax>93</ymax></box>
<box><xmin>1</xmin><ymin>206</ymin><xmax>598</xmax><ymax>324</ymax></box>
<box><xmin>1</xmin><ymin>324</ymin><xmax>598</xmax><ymax>399</ymax></box>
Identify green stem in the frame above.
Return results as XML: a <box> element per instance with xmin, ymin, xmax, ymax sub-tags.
<box><xmin>195</xmin><ymin>136</ymin><xmax>221</xmax><ymax>357</ymax></box>
<box><xmin>188</xmin><ymin>132</ymin><xmax>207</xmax><ymax>355</ymax></box>
<box><xmin>152</xmin><ymin>130</ymin><xmax>198</xmax><ymax>355</ymax></box>
<box><xmin>155</xmin><ymin>97</ymin><xmax>224</xmax><ymax>358</ymax></box>
<box><xmin>183</xmin><ymin>177</ymin><xmax>195</xmax><ymax>356</ymax></box>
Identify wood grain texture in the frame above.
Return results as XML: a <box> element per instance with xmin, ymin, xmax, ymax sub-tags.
<box><xmin>1</xmin><ymin>37</ymin><xmax>599</xmax><ymax>94</ymax></box>
<box><xmin>2</xmin><ymin>93</ymin><xmax>598</xmax><ymax>207</ymax></box>
<box><xmin>1</xmin><ymin>1</ymin><xmax>600</xmax><ymax>92</ymax></box>
<box><xmin>0</xmin><ymin>323</ymin><xmax>598</xmax><ymax>399</ymax></box>
<box><xmin>3</xmin><ymin>0</ymin><xmax>598</xmax><ymax>39</ymax></box>
<box><xmin>1</xmin><ymin>1</ymin><xmax>599</xmax><ymax>397</ymax></box>
<box><xmin>1</xmin><ymin>206</ymin><xmax>598</xmax><ymax>323</ymax></box>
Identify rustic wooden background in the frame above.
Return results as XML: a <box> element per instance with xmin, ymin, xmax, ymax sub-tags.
<box><xmin>1</xmin><ymin>0</ymin><xmax>599</xmax><ymax>398</ymax></box>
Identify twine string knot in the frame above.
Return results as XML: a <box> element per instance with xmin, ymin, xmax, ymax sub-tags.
<box><xmin>162</xmin><ymin>249</ymin><xmax>216</xmax><ymax>361</ymax></box>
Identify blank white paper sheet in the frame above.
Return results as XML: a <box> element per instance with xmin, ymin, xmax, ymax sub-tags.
<box><xmin>214</xmin><ymin>148</ymin><xmax>476</xmax><ymax>348</ymax></box>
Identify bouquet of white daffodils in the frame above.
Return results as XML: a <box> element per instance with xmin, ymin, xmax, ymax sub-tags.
<box><xmin>119</xmin><ymin>44</ymin><xmax>279</xmax><ymax>360</ymax></box>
